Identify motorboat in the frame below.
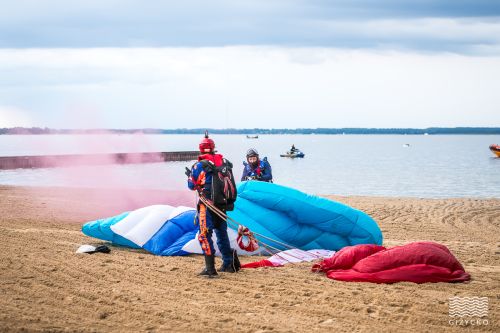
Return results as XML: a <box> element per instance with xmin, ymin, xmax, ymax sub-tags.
<box><xmin>280</xmin><ymin>150</ymin><xmax>305</xmax><ymax>158</ymax></box>
<box><xmin>246</xmin><ymin>135</ymin><xmax>259</xmax><ymax>139</ymax></box>
<box><xmin>490</xmin><ymin>144</ymin><xmax>500</xmax><ymax>157</ymax></box>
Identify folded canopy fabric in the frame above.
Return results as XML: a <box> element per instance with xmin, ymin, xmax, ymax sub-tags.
<box><xmin>312</xmin><ymin>242</ymin><xmax>470</xmax><ymax>283</ymax></box>
<box><xmin>242</xmin><ymin>249</ymin><xmax>336</xmax><ymax>268</ymax></box>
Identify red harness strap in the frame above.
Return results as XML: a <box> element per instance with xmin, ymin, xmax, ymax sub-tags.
<box><xmin>237</xmin><ymin>225</ymin><xmax>259</xmax><ymax>252</ymax></box>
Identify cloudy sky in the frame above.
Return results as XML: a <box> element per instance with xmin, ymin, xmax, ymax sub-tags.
<box><xmin>1</xmin><ymin>0</ymin><xmax>499</xmax><ymax>129</ymax></box>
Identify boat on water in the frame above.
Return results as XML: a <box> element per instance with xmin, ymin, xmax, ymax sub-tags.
<box><xmin>280</xmin><ymin>150</ymin><xmax>305</xmax><ymax>158</ymax></box>
<box><xmin>490</xmin><ymin>144</ymin><xmax>500</xmax><ymax>157</ymax></box>
<box><xmin>246</xmin><ymin>135</ymin><xmax>259</xmax><ymax>139</ymax></box>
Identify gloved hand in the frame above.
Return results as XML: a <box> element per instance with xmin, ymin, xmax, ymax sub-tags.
<box><xmin>185</xmin><ymin>167</ymin><xmax>192</xmax><ymax>177</ymax></box>
<box><xmin>245</xmin><ymin>176</ymin><xmax>256</xmax><ymax>180</ymax></box>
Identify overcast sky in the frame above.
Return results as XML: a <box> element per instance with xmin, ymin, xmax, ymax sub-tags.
<box><xmin>1</xmin><ymin>0</ymin><xmax>499</xmax><ymax>128</ymax></box>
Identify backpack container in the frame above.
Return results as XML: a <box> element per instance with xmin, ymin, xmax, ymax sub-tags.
<box><xmin>200</xmin><ymin>158</ymin><xmax>237</xmax><ymax>211</ymax></box>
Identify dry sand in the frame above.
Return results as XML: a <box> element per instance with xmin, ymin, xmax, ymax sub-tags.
<box><xmin>0</xmin><ymin>185</ymin><xmax>498</xmax><ymax>332</ymax></box>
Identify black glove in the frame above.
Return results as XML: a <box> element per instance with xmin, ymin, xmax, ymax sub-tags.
<box><xmin>185</xmin><ymin>167</ymin><xmax>192</xmax><ymax>177</ymax></box>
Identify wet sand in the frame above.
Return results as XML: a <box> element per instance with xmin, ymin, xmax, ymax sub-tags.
<box><xmin>0</xmin><ymin>186</ymin><xmax>498</xmax><ymax>332</ymax></box>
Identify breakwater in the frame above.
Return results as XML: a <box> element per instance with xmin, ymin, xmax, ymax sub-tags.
<box><xmin>0</xmin><ymin>151</ymin><xmax>199</xmax><ymax>170</ymax></box>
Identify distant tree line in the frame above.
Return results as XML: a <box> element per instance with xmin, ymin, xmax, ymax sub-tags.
<box><xmin>1</xmin><ymin>127</ymin><xmax>500</xmax><ymax>135</ymax></box>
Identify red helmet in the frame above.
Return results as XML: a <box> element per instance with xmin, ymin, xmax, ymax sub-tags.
<box><xmin>199</xmin><ymin>131</ymin><xmax>215</xmax><ymax>153</ymax></box>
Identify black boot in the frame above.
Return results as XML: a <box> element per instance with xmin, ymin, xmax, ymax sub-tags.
<box><xmin>233</xmin><ymin>250</ymin><xmax>241</xmax><ymax>271</ymax></box>
<box><xmin>219</xmin><ymin>249</ymin><xmax>241</xmax><ymax>273</ymax></box>
<box><xmin>199</xmin><ymin>255</ymin><xmax>218</xmax><ymax>278</ymax></box>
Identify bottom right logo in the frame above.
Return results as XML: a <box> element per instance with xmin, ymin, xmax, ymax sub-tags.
<box><xmin>448</xmin><ymin>296</ymin><xmax>489</xmax><ymax>326</ymax></box>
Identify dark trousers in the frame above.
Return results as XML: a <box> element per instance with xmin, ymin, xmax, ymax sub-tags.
<box><xmin>197</xmin><ymin>203</ymin><xmax>233</xmax><ymax>266</ymax></box>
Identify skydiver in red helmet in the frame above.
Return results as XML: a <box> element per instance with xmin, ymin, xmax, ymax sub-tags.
<box><xmin>186</xmin><ymin>131</ymin><xmax>240</xmax><ymax>277</ymax></box>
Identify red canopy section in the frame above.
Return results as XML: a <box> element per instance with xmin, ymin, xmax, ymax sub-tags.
<box><xmin>312</xmin><ymin>242</ymin><xmax>470</xmax><ymax>284</ymax></box>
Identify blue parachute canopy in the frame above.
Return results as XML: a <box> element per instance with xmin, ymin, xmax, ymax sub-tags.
<box><xmin>82</xmin><ymin>211</ymin><xmax>141</xmax><ymax>249</ymax></box>
<box><xmin>82</xmin><ymin>206</ymin><xmax>199</xmax><ymax>256</ymax></box>
<box><xmin>228</xmin><ymin>181</ymin><xmax>383</xmax><ymax>251</ymax></box>
<box><xmin>81</xmin><ymin>182</ymin><xmax>382</xmax><ymax>255</ymax></box>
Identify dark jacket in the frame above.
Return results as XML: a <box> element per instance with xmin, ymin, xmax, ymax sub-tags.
<box><xmin>241</xmin><ymin>157</ymin><xmax>273</xmax><ymax>182</ymax></box>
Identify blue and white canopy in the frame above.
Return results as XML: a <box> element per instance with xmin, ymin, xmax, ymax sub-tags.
<box><xmin>82</xmin><ymin>182</ymin><xmax>383</xmax><ymax>256</ymax></box>
<box><xmin>82</xmin><ymin>205</ymin><xmax>261</xmax><ymax>256</ymax></box>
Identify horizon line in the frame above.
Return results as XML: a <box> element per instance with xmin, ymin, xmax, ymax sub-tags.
<box><xmin>1</xmin><ymin>126</ymin><xmax>500</xmax><ymax>135</ymax></box>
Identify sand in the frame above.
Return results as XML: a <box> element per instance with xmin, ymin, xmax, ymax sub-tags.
<box><xmin>0</xmin><ymin>185</ymin><xmax>498</xmax><ymax>332</ymax></box>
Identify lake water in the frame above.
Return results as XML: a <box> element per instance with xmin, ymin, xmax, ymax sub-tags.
<box><xmin>0</xmin><ymin>134</ymin><xmax>499</xmax><ymax>198</ymax></box>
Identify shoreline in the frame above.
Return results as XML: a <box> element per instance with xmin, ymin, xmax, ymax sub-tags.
<box><xmin>2</xmin><ymin>184</ymin><xmax>499</xmax><ymax>201</ymax></box>
<box><xmin>1</xmin><ymin>186</ymin><xmax>498</xmax><ymax>332</ymax></box>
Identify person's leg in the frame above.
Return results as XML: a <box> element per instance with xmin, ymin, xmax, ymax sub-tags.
<box><xmin>197</xmin><ymin>203</ymin><xmax>217</xmax><ymax>277</ymax></box>
<box><xmin>214</xmin><ymin>218</ymin><xmax>232</xmax><ymax>266</ymax></box>
<box><xmin>213</xmin><ymin>213</ymin><xmax>240</xmax><ymax>272</ymax></box>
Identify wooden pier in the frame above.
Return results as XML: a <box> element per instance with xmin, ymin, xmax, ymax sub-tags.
<box><xmin>0</xmin><ymin>151</ymin><xmax>199</xmax><ymax>170</ymax></box>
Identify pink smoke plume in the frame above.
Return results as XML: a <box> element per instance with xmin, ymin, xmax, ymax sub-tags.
<box><xmin>52</xmin><ymin>133</ymin><xmax>193</xmax><ymax>212</ymax></box>
<box><xmin>23</xmin><ymin>107</ymin><xmax>195</xmax><ymax>214</ymax></box>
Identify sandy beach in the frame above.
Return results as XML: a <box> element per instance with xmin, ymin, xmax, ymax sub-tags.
<box><xmin>0</xmin><ymin>185</ymin><xmax>498</xmax><ymax>332</ymax></box>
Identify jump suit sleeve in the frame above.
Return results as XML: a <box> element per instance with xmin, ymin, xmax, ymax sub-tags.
<box><xmin>188</xmin><ymin>162</ymin><xmax>205</xmax><ymax>190</ymax></box>
<box><xmin>259</xmin><ymin>159</ymin><xmax>273</xmax><ymax>182</ymax></box>
<box><xmin>241</xmin><ymin>163</ymin><xmax>250</xmax><ymax>181</ymax></box>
